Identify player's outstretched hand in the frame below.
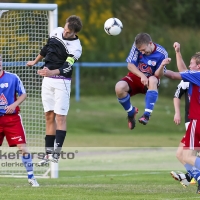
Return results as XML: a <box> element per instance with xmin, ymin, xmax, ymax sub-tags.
<box><xmin>26</xmin><ymin>61</ymin><xmax>35</xmax><ymax>67</ymax></box>
<box><xmin>173</xmin><ymin>42</ymin><xmax>180</xmax><ymax>53</ymax></box>
<box><xmin>161</xmin><ymin>58</ymin><xmax>171</xmax><ymax>66</ymax></box>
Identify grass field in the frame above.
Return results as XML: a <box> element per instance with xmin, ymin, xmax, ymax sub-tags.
<box><xmin>65</xmin><ymin>94</ymin><xmax>186</xmax><ymax>147</ymax></box>
<box><xmin>0</xmin><ymin>171</ymin><xmax>199</xmax><ymax>200</ymax></box>
<box><xmin>1</xmin><ymin>95</ymin><xmax>193</xmax><ymax>199</ymax></box>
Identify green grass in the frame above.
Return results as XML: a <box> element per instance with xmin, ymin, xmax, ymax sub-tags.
<box><xmin>65</xmin><ymin>94</ymin><xmax>186</xmax><ymax>147</ymax></box>
<box><xmin>0</xmin><ymin>95</ymin><xmax>193</xmax><ymax>199</ymax></box>
<box><xmin>0</xmin><ymin>171</ymin><xmax>199</xmax><ymax>200</ymax></box>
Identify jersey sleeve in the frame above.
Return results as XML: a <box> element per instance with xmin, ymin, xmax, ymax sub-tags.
<box><xmin>15</xmin><ymin>75</ymin><xmax>26</xmax><ymax>96</ymax></box>
<box><xmin>180</xmin><ymin>71</ymin><xmax>200</xmax><ymax>86</ymax></box>
<box><xmin>49</xmin><ymin>27</ymin><xmax>63</xmax><ymax>37</ymax></box>
<box><xmin>174</xmin><ymin>81</ymin><xmax>188</xmax><ymax>99</ymax></box>
<box><xmin>40</xmin><ymin>38</ymin><xmax>49</xmax><ymax>57</ymax></box>
<box><xmin>156</xmin><ymin>51</ymin><xmax>168</xmax><ymax>71</ymax></box>
<box><xmin>58</xmin><ymin>54</ymin><xmax>76</xmax><ymax>76</ymax></box>
<box><xmin>126</xmin><ymin>43</ymin><xmax>139</xmax><ymax>66</ymax></box>
<box><xmin>59</xmin><ymin>42</ymin><xmax>82</xmax><ymax>76</ymax></box>
<box><xmin>40</xmin><ymin>27</ymin><xmax>63</xmax><ymax>57</ymax></box>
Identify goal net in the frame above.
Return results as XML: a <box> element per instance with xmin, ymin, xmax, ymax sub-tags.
<box><xmin>0</xmin><ymin>3</ymin><xmax>58</xmax><ymax>178</ymax></box>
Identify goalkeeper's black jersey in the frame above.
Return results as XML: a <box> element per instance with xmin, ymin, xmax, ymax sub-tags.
<box><xmin>174</xmin><ymin>80</ymin><xmax>190</xmax><ymax>123</ymax></box>
<box><xmin>40</xmin><ymin>27</ymin><xmax>82</xmax><ymax>78</ymax></box>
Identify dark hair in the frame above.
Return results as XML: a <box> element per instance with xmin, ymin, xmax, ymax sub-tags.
<box><xmin>134</xmin><ymin>33</ymin><xmax>152</xmax><ymax>48</ymax></box>
<box><xmin>66</xmin><ymin>15</ymin><xmax>82</xmax><ymax>33</ymax></box>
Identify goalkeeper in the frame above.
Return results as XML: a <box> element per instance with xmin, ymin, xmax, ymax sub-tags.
<box><xmin>27</xmin><ymin>15</ymin><xmax>83</xmax><ymax>165</ymax></box>
<box><xmin>0</xmin><ymin>54</ymin><xmax>39</xmax><ymax>187</ymax></box>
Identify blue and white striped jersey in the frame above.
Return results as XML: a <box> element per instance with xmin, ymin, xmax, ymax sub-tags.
<box><xmin>126</xmin><ymin>43</ymin><xmax>168</xmax><ymax>77</ymax></box>
<box><xmin>0</xmin><ymin>71</ymin><xmax>26</xmax><ymax>115</ymax></box>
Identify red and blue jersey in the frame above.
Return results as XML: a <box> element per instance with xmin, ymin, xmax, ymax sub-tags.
<box><xmin>181</xmin><ymin>70</ymin><xmax>200</xmax><ymax>120</ymax></box>
<box><xmin>126</xmin><ymin>43</ymin><xmax>168</xmax><ymax>77</ymax></box>
<box><xmin>0</xmin><ymin>71</ymin><xmax>26</xmax><ymax>116</ymax></box>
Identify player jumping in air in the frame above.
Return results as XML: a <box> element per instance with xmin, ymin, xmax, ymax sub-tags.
<box><xmin>0</xmin><ymin>54</ymin><xmax>39</xmax><ymax>187</ymax></box>
<box><xmin>115</xmin><ymin>33</ymin><xmax>169</xmax><ymax>129</ymax></box>
<box><xmin>27</xmin><ymin>15</ymin><xmax>82</xmax><ymax>165</ymax></box>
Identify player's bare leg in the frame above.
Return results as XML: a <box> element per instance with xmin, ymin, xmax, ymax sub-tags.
<box><xmin>170</xmin><ymin>143</ymin><xmax>194</xmax><ymax>187</ymax></box>
<box><xmin>17</xmin><ymin>144</ymin><xmax>39</xmax><ymax>187</ymax></box>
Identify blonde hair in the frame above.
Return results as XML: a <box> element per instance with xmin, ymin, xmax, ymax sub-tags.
<box><xmin>191</xmin><ymin>52</ymin><xmax>200</xmax><ymax>65</ymax></box>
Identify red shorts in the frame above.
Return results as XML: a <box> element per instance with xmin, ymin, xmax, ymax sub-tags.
<box><xmin>184</xmin><ymin>119</ymin><xmax>200</xmax><ymax>150</ymax></box>
<box><xmin>180</xmin><ymin>135</ymin><xmax>186</xmax><ymax>144</ymax></box>
<box><xmin>0</xmin><ymin>114</ymin><xmax>26</xmax><ymax>147</ymax></box>
<box><xmin>121</xmin><ymin>72</ymin><xmax>159</xmax><ymax>96</ymax></box>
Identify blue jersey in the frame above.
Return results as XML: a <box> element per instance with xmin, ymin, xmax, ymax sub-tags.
<box><xmin>0</xmin><ymin>71</ymin><xmax>26</xmax><ymax>116</ymax></box>
<box><xmin>181</xmin><ymin>70</ymin><xmax>200</xmax><ymax>96</ymax></box>
<box><xmin>126</xmin><ymin>43</ymin><xmax>168</xmax><ymax>77</ymax></box>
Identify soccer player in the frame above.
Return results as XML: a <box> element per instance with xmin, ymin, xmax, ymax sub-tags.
<box><xmin>115</xmin><ymin>33</ymin><xmax>169</xmax><ymax>129</ymax></box>
<box><xmin>0</xmin><ymin>54</ymin><xmax>39</xmax><ymax>187</ymax></box>
<box><xmin>161</xmin><ymin>42</ymin><xmax>200</xmax><ymax>193</ymax></box>
<box><xmin>27</xmin><ymin>15</ymin><xmax>82</xmax><ymax>165</ymax></box>
<box><xmin>170</xmin><ymin>81</ymin><xmax>197</xmax><ymax>186</ymax></box>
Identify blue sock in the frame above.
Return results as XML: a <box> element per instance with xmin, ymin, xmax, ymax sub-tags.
<box><xmin>118</xmin><ymin>94</ymin><xmax>136</xmax><ymax>117</ymax></box>
<box><xmin>21</xmin><ymin>153</ymin><xmax>34</xmax><ymax>179</ymax></box>
<box><xmin>184</xmin><ymin>163</ymin><xmax>200</xmax><ymax>183</ymax></box>
<box><xmin>144</xmin><ymin>90</ymin><xmax>158</xmax><ymax>117</ymax></box>
<box><xmin>195</xmin><ymin>157</ymin><xmax>200</xmax><ymax>169</ymax></box>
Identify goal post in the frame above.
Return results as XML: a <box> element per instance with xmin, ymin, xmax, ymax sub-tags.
<box><xmin>0</xmin><ymin>3</ymin><xmax>58</xmax><ymax>178</ymax></box>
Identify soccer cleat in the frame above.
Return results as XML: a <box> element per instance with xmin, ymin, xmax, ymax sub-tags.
<box><xmin>138</xmin><ymin>114</ymin><xmax>149</xmax><ymax>125</ymax></box>
<box><xmin>28</xmin><ymin>177</ymin><xmax>39</xmax><ymax>187</ymax></box>
<box><xmin>37</xmin><ymin>154</ymin><xmax>50</xmax><ymax>166</ymax></box>
<box><xmin>197</xmin><ymin>184</ymin><xmax>200</xmax><ymax>194</ymax></box>
<box><xmin>37</xmin><ymin>153</ymin><xmax>59</xmax><ymax>166</ymax></box>
<box><xmin>127</xmin><ymin>107</ymin><xmax>139</xmax><ymax>130</ymax></box>
<box><xmin>190</xmin><ymin>178</ymin><xmax>197</xmax><ymax>185</ymax></box>
<box><xmin>170</xmin><ymin>171</ymin><xmax>190</xmax><ymax>187</ymax></box>
<box><xmin>48</xmin><ymin>153</ymin><xmax>59</xmax><ymax>163</ymax></box>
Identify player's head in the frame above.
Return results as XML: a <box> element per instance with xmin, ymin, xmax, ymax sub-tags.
<box><xmin>63</xmin><ymin>15</ymin><xmax>82</xmax><ymax>39</ymax></box>
<box><xmin>135</xmin><ymin>33</ymin><xmax>154</xmax><ymax>55</ymax></box>
<box><xmin>189</xmin><ymin>52</ymin><xmax>200</xmax><ymax>71</ymax></box>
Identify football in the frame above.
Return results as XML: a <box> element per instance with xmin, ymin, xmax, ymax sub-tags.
<box><xmin>104</xmin><ymin>18</ymin><xmax>123</xmax><ymax>36</ymax></box>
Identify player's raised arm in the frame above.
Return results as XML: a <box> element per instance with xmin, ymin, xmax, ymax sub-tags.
<box><xmin>173</xmin><ymin>42</ymin><xmax>188</xmax><ymax>72</ymax></box>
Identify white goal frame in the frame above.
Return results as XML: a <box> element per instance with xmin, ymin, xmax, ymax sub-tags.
<box><xmin>0</xmin><ymin>3</ymin><xmax>58</xmax><ymax>179</ymax></box>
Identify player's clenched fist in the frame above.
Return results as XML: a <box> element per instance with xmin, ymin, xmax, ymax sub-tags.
<box><xmin>160</xmin><ymin>58</ymin><xmax>171</xmax><ymax>67</ymax></box>
<box><xmin>37</xmin><ymin>67</ymin><xmax>53</xmax><ymax>77</ymax></box>
<box><xmin>173</xmin><ymin>42</ymin><xmax>180</xmax><ymax>53</ymax></box>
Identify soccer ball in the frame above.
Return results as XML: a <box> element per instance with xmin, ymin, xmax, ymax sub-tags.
<box><xmin>104</xmin><ymin>18</ymin><xmax>123</xmax><ymax>36</ymax></box>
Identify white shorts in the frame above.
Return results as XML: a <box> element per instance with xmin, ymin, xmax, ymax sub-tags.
<box><xmin>41</xmin><ymin>77</ymin><xmax>71</xmax><ymax>115</ymax></box>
